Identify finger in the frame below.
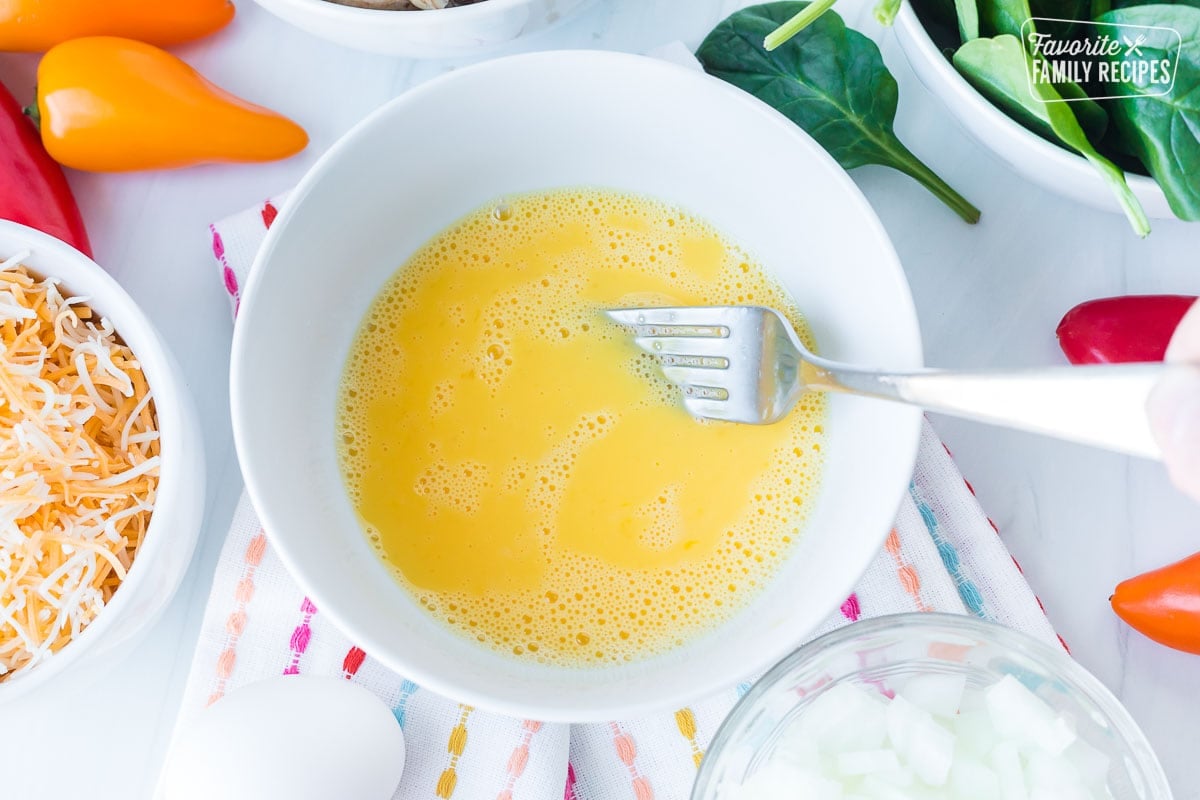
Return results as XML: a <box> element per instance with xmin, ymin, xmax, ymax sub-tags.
<box><xmin>1148</xmin><ymin>365</ymin><xmax>1200</xmax><ymax>503</ymax></box>
<box><xmin>1165</xmin><ymin>298</ymin><xmax>1200</xmax><ymax>363</ymax></box>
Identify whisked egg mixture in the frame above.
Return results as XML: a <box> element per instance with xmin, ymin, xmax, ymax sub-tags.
<box><xmin>337</xmin><ymin>189</ymin><xmax>826</xmax><ymax>666</ymax></box>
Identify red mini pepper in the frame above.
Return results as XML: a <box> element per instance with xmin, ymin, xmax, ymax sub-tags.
<box><xmin>1057</xmin><ymin>295</ymin><xmax>1197</xmax><ymax>364</ymax></box>
<box><xmin>0</xmin><ymin>79</ymin><xmax>90</xmax><ymax>255</ymax></box>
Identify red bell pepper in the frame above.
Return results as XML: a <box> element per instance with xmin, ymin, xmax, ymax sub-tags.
<box><xmin>0</xmin><ymin>78</ymin><xmax>91</xmax><ymax>256</ymax></box>
<box><xmin>1057</xmin><ymin>295</ymin><xmax>1197</xmax><ymax>364</ymax></box>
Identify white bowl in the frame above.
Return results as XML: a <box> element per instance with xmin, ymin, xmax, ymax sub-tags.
<box><xmin>251</xmin><ymin>0</ymin><xmax>594</xmax><ymax>58</ymax></box>
<box><xmin>0</xmin><ymin>222</ymin><xmax>206</xmax><ymax>704</ymax></box>
<box><xmin>892</xmin><ymin>3</ymin><xmax>1174</xmax><ymax>220</ymax></box>
<box><xmin>231</xmin><ymin>50</ymin><xmax>924</xmax><ymax>722</ymax></box>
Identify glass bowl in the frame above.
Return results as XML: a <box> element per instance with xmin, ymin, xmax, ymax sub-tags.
<box><xmin>692</xmin><ymin>613</ymin><xmax>1172</xmax><ymax>800</ymax></box>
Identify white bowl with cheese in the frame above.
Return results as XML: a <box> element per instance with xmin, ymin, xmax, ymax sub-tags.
<box><xmin>231</xmin><ymin>50</ymin><xmax>924</xmax><ymax>722</ymax></box>
<box><xmin>0</xmin><ymin>222</ymin><xmax>206</xmax><ymax>704</ymax></box>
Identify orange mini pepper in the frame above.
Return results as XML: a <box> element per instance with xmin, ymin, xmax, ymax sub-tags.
<box><xmin>0</xmin><ymin>0</ymin><xmax>235</xmax><ymax>52</ymax></box>
<box><xmin>1111</xmin><ymin>551</ymin><xmax>1200</xmax><ymax>655</ymax></box>
<box><xmin>35</xmin><ymin>37</ymin><xmax>308</xmax><ymax>172</ymax></box>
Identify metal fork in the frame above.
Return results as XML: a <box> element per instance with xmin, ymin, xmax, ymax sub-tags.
<box><xmin>606</xmin><ymin>305</ymin><xmax>1174</xmax><ymax>459</ymax></box>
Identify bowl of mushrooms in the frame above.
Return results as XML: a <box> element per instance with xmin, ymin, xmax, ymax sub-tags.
<box><xmin>252</xmin><ymin>0</ymin><xmax>596</xmax><ymax>58</ymax></box>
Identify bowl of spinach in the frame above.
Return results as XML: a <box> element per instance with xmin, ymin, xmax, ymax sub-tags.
<box><xmin>890</xmin><ymin>0</ymin><xmax>1198</xmax><ymax>235</ymax></box>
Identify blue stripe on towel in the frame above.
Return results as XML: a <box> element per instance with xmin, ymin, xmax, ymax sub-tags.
<box><xmin>392</xmin><ymin>679</ymin><xmax>419</xmax><ymax>728</ymax></box>
<box><xmin>909</xmin><ymin>483</ymin><xmax>989</xmax><ymax>619</ymax></box>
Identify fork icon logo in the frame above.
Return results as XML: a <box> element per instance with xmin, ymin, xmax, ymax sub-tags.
<box><xmin>1123</xmin><ymin>33</ymin><xmax>1146</xmax><ymax>56</ymax></box>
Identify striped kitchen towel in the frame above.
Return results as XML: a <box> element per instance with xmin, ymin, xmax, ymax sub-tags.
<box><xmin>167</xmin><ymin>195</ymin><xmax>1062</xmax><ymax>800</ymax></box>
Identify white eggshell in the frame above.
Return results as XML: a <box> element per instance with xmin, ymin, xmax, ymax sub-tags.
<box><xmin>162</xmin><ymin>676</ymin><xmax>405</xmax><ymax>800</ymax></box>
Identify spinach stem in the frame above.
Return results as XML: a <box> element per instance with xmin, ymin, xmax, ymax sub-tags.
<box><xmin>873</xmin><ymin>0</ymin><xmax>902</xmax><ymax>26</ymax></box>
<box><xmin>1085</xmin><ymin>154</ymin><xmax>1151</xmax><ymax>237</ymax></box>
<box><xmin>891</xmin><ymin>145</ymin><xmax>981</xmax><ymax>224</ymax></box>
<box><xmin>954</xmin><ymin>0</ymin><xmax>980</xmax><ymax>41</ymax></box>
<box><xmin>764</xmin><ymin>0</ymin><xmax>840</xmax><ymax>51</ymax></box>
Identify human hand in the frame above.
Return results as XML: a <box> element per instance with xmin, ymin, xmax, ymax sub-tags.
<box><xmin>1148</xmin><ymin>299</ymin><xmax>1200</xmax><ymax>502</ymax></box>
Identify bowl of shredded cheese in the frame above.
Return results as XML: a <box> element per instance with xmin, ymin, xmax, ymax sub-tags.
<box><xmin>0</xmin><ymin>221</ymin><xmax>204</xmax><ymax>702</ymax></box>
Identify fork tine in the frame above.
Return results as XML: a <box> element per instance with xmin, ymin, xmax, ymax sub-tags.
<box><xmin>661</xmin><ymin>365</ymin><xmax>733</xmax><ymax>388</ymax></box>
<box><xmin>606</xmin><ymin>305</ymin><xmax>771</xmax><ymax>424</ymax></box>
<box><xmin>632</xmin><ymin>336</ymin><xmax>731</xmax><ymax>359</ymax></box>
<box><xmin>683</xmin><ymin>397</ymin><xmax>736</xmax><ymax>421</ymax></box>
<box><xmin>604</xmin><ymin>308</ymin><xmax>651</xmax><ymax>326</ymax></box>
<box><xmin>605</xmin><ymin>307</ymin><xmax>735</xmax><ymax>329</ymax></box>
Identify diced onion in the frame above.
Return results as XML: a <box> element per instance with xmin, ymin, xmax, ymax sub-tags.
<box><xmin>985</xmin><ymin>675</ymin><xmax>1077</xmax><ymax>756</ymax></box>
<box><xmin>899</xmin><ymin>673</ymin><xmax>967</xmax><ymax>718</ymax></box>
<box><xmin>723</xmin><ymin>673</ymin><xmax>1113</xmax><ymax>800</ymax></box>
<box><xmin>837</xmin><ymin>749</ymin><xmax>902</xmax><ymax>776</ymax></box>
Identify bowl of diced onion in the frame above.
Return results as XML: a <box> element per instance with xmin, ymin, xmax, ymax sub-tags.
<box><xmin>693</xmin><ymin>613</ymin><xmax>1171</xmax><ymax>800</ymax></box>
<box><xmin>0</xmin><ymin>221</ymin><xmax>205</xmax><ymax>703</ymax></box>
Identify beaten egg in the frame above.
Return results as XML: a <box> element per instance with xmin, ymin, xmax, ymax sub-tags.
<box><xmin>337</xmin><ymin>189</ymin><xmax>826</xmax><ymax>666</ymax></box>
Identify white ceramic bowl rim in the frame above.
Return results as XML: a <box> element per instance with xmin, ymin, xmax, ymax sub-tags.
<box><xmin>251</xmin><ymin>0</ymin><xmax>596</xmax><ymax>60</ymax></box>
<box><xmin>231</xmin><ymin>49</ymin><xmax>924</xmax><ymax>721</ymax></box>
<box><xmin>0</xmin><ymin>222</ymin><xmax>204</xmax><ymax>702</ymax></box>
<box><xmin>282</xmin><ymin>0</ymin><xmax>540</xmax><ymax>20</ymax></box>
<box><xmin>892</xmin><ymin>3</ymin><xmax>1161</xmax><ymax>195</ymax></box>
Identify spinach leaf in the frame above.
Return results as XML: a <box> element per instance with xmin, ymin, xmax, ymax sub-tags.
<box><xmin>697</xmin><ymin>2</ymin><xmax>980</xmax><ymax>223</ymax></box>
<box><xmin>1057</xmin><ymin>80</ymin><xmax>1109</xmax><ymax>141</ymax></box>
<box><xmin>955</xmin><ymin>0</ymin><xmax>981</xmax><ymax>40</ymax></box>
<box><xmin>1109</xmin><ymin>0</ymin><xmax>1200</xmax><ymax>8</ymax></box>
<box><xmin>953</xmin><ymin>34</ymin><xmax>1150</xmax><ymax>234</ymax></box>
<box><xmin>1096</xmin><ymin>121</ymin><xmax>1152</xmax><ymax>173</ymax></box>
<box><xmin>912</xmin><ymin>0</ymin><xmax>968</xmax><ymax>50</ymax></box>
<box><xmin>981</xmin><ymin>0</ymin><xmax>1085</xmax><ymax>40</ymax></box>
<box><xmin>1098</xmin><ymin>5</ymin><xmax>1200</xmax><ymax>219</ymax></box>
<box><xmin>1029</xmin><ymin>0</ymin><xmax>1089</xmax><ymax>38</ymax></box>
<box><xmin>916</xmin><ymin>0</ymin><xmax>979</xmax><ymax>42</ymax></box>
<box><xmin>912</xmin><ymin>0</ymin><xmax>961</xmax><ymax>30</ymax></box>
<box><xmin>958</xmin><ymin>40</ymin><xmax>1104</xmax><ymax>141</ymax></box>
<box><xmin>973</xmin><ymin>5</ymin><xmax>1111</xmax><ymax>141</ymax></box>
<box><xmin>980</xmin><ymin>0</ymin><xmax>1034</xmax><ymax>38</ymax></box>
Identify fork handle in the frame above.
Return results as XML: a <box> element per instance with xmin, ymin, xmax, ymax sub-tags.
<box><xmin>803</xmin><ymin>361</ymin><xmax>1175</xmax><ymax>459</ymax></box>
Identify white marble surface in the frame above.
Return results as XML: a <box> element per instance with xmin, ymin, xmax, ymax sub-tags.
<box><xmin>1</xmin><ymin>1</ymin><xmax>1198</xmax><ymax>797</ymax></box>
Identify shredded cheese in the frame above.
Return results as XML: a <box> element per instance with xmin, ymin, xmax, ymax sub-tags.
<box><xmin>0</xmin><ymin>256</ymin><xmax>158</xmax><ymax>680</ymax></box>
